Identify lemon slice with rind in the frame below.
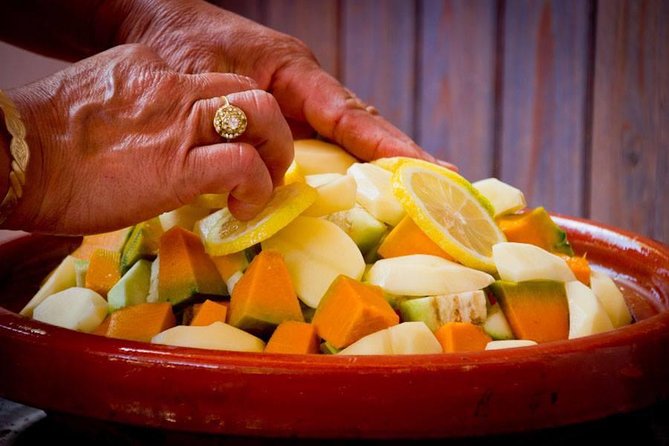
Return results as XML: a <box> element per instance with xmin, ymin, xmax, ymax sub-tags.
<box><xmin>196</xmin><ymin>182</ymin><xmax>317</xmax><ymax>256</ymax></box>
<box><xmin>371</xmin><ymin>156</ymin><xmax>416</xmax><ymax>172</ymax></box>
<box><xmin>392</xmin><ymin>161</ymin><xmax>505</xmax><ymax>273</ymax></box>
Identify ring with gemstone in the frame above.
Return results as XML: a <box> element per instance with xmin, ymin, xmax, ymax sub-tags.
<box><xmin>213</xmin><ymin>96</ymin><xmax>248</xmax><ymax>140</ymax></box>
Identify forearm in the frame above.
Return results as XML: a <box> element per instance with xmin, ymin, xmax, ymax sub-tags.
<box><xmin>0</xmin><ymin>0</ymin><xmax>136</xmax><ymax>61</ymax></box>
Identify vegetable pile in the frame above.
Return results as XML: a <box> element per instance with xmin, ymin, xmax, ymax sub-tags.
<box><xmin>21</xmin><ymin>139</ymin><xmax>633</xmax><ymax>355</ymax></box>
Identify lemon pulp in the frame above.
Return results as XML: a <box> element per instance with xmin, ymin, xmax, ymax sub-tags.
<box><xmin>392</xmin><ymin>162</ymin><xmax>505</xmax><ymax>272</ymax></box>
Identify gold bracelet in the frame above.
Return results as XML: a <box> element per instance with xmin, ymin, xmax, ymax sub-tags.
<box><xmin>0</xmin><ymin>89</ymin><xmax>30</xmax><ymax>225</ymax></box>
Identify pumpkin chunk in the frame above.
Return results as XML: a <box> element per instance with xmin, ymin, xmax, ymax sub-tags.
<box><xmin>229</xmin><ymin>249</ymin><xmax>304</xmax><ymax>335</ymax></box>
<box><xmin>312</xmin><ymin>275</ymin><xmax>399</xmax><ymax>349</ymax></box>
<box><xmin>158</xmin><ymin>226</ymin><xmax>225</xmax><ymax>305</ymax></box>
<box><xmin>435</xmin><ymin>322</ymin><xmax>492</xmax><ymax>353</ymax></box>
<box><xmin>106</xmin><ymin>302</ymin><xmax>176</xmax><ymax>342</ymax></box>
<box><xmin>488</xmin><ymin>280</ymin><xmax>569</xmax><ymax>343</ymax></box>
<box><xmin>265</xmin><ymin>321</ymin><xmax>320</xmax><ymax>354</ymax></box>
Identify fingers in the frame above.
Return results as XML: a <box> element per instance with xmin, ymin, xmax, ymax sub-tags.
<box><xmin>179</xmin><ymin>142</ymin><xmax>274</xmax><ymax>220</ymax></box>
<box><xmin>309</xmin><ymin>73</ymin><xmax>435</xmax><ymax>162</ymax></box>
<box><xmin>190</xmin><ymin>87</ymin><xmax>293</xmax><ymax>187</ymax></box>
<box><xmin>271</xmin><ymin>60</ymin><xmax>459</xmax><ymax>169</ymax></box>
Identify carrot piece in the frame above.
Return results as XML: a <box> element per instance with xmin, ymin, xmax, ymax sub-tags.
<box><xmin>312</xmin><ymin>275</ymin><xmax>399</xmax><ymax>349</ymax></box>
<box><xmin>377</xmin><ymin>216</ymin><xmax>453</xmax><ymax>260</ymax></box>
<box><xmin>71</xmin><ymin>227</ymin><xmax>132</xmax><ymax>260</ymax></box>
<box><xmin>435</xmin><ymin>322</ymin><xmax>492</xmax><ymax>353</ymax></box>
<box><xmin>562</xmin><ymin>254</ymin><xmax>591</xmax><ymax>286</ymax></box>
<box><xmin>489</xmin><ymin>280</ymin><xmax>569</xmax><ymax>343</ymax></box>
<box><xmin>158</xmin><ymin>226</ymin><xmax>225</xmax><ymax>305</ymax></box>
<box><xmin>91</xmin><ymin>315</ymin><xmax>111</xmax><ymax>336</ymax></box>
<box><xmin>229</xmin><ymin>250</ymin><xmax>303</xmax><ymax>335</ymax></box>
<box><xmin>106</xmin><ymin>302</ymin><xmax>176</xmax><ymax>342</ymax></box>
<box><xmin>265</xmin><ymin>321</ymin><xmax>320</xmax><ymax>354</ymax></box>
<box><xmin>496</xmin><ymin>207</ymin><xmax>573</xmax><ymax>255</ymax></box>
<box><xmin>84</xmin><ymin>248</ymin><xmax>122</xmax><ymax>297</ymax></box>
<box><xmin>190</xmin><ymin>299</ymin><xmax>229</xmax><ymax>326</ymax></box>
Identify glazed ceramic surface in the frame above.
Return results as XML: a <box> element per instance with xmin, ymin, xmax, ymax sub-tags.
<box><xmin>0</xmin><ymin>217</ymin><xmax>668</xmax><ymax>438</ymax></box>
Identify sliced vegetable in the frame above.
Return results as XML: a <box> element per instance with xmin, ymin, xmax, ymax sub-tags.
<box><xmin>377</xmin><ymin>215</ymin><xmax>453</xmax><ymax>260</ymax></box>
<box><xmin>565</xmin><ymin>280</ymin><xmax>614</xmax><ymax>339</ymax></box>
<box><xmin>229</xmin><ymin>249</ymin><xmax>303</xmax><ymax>334</ymax></box>
<box><xmin>312</xmin><ymin>275</ymin><xmax>399</xmax><ymax>349</ymax></box>
<box><xmin>496</xmin><ymin>207</ymin><xmax>573</xmax><ymax>256</ymax></box>
<box><xmin>107</xmin><ymin>302</ymin><xmax>176</xmax><ymax>342</ymax></box>
<box><xmin>107</xmin><ymin>259</ymin><xmax>151</xmax><ymax>312</ymax></box>
<box><xmin>84</xmin><ymin>249</ymin><xmax>122</xmax><ymax>298</ymax></box>
<box><xmin>21</xmin><ymin>255</ymin><xmax>77</xmax><ymax>317</ymax></box>
<box><xmin>472</xmin><ymin>178</ymin><xmax>526</xmax><ymax>217</ymax></box>
<box><xmin>190</xmin><ymin>299</ymin><xmax>229</xmax><ymax>326</ymax></box>
<box><xmin>366</xmin><ymin>254</ymin><xmax>494</xmax><ymax>297</ymax></box>
<box><xmin>562</xmin><ymin>254</ymin><xmax>591</xmax><ymax>286</ymax></box>
<box><xmin>151</xmin><ymin>321</ymin><xmax>265</xmax><ymax>352</ymax></box>
<box><xmin>590</xmin><ymin>271</ymin><xmax>632</xmax><ymax>328</ymax></box>
<box><xmin>489</xmin><ymin>280</ymin><xmax>569</xmax><ymax>343</ymax></box>
<box><xmin>70</xmin><ymin>227</ymin><xmax>132</xmax><ymax>260</ymax></box>
<box><xmin>485</xmin><ymin>340</ymin><xmax>538</xmax><ymax>350</ymax></box>
<box><xmin>158</xmin><ymin>226</ymin><xmax>225</xmax><ymax>305</ymax></box>
<box><xmin>435</xmin><ymin>322</ymin><xmax>492</xmax><ymax>353</ymax></box>
<box><xmin>210</xmin><ymin>251</ymin><xmax>249</xmax><ymax>294</ymax></box>
<box><xmin>492</xmin><ymin>242</ymin><xmax>576</xmax><ymax>283</ymax></box>
<box><xmin>265</xmin><ymin>321</ymin><xmax>320</xmax><ymax>354</ymax></box>
<box><xmin>33</xmin><ymin>287</ymin><xmax>108</xmax><ymax>333</ymax></box>
<box><xmin>120</xmin><ymin>218</ymin><xmax>163</xmax><ymax>272</ymax></box>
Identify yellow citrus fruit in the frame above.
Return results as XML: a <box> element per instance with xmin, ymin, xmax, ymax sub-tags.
<box><xmin>195</xmin><ymin>182</ymin><xmax>317</xmax><ymax>256</ymax></box>
<box><xmin>391</xmin><ymin>161</ymin><xmax>505</xmax><ymax>272</ymax></box>
<box><xmin>283</xmin><ymin>160</ymin><xmax>305</xmax><ymax>185</ymax></box>
<box><xmin>371</xmin><ymin>156</ymin><xmax>416</xmax><ymax>172</ymax></box>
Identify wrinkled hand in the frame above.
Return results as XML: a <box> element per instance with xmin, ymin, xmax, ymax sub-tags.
<box><xmin>6</xmin><ymin>44</ymin><xmax>293</xmax><ymax>234</ymax></box>
<box><xmin>119</xmin><ymin>0</ymin><xmax>451</xmax><ymax>166</ymax></box>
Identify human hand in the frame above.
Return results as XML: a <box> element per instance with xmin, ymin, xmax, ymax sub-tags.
<box><xmin>4</xmin><ymin>44</ymin><xmax>293</xmax><ymax>234</ymax></box>
<box><xmin>115</xmin><ymin>0</ymin><xmax>455</xmax><ymax>168</ymax></box>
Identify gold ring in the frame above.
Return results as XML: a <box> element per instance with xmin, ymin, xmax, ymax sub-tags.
<box><xmin>213</xmin><ymin>96</ymin><xmax>247</xmax><ymax>140</ymax></box>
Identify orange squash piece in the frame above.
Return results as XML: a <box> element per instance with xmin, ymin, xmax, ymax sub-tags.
<box><xmin>377</xmin><ymin>216</ymin><xmax>453</xmax><ymax>260</ymax></box>
<box><xmin>210</xmin><ymin>251</ymin><xmax>248</xmax><ymax>282</ymax></box>
<box><xmin>91</xmin><ymin>315</ymin><xmax>111</xmax><ymax>336</ymax></box>
<box><xmin>71</xmin><ymin>227</ymin><xmax>132</xmax><ymax>260</ymax></box>
<box><xmin>435</xmin><ymin>322</ymin><xmax>492</xmax><ymax>353</ymax></box>
<box><xmin>562</xmin><ymin>254</ymin><xmax>591</xmax><ymax>286</ymax></box>
<box><xmin>84</xmin><ymin>248</ymin><xmax>122</xmax><ymax>297</ymax></box>
<box><xmin>312</xmin><ymin>275</ymin><xmax>399</xmax><ymax>349</ymax></box>
<box><xmin>229</xmin><ymin>249</ymin><xmax>303</xmax><ymax>334</ymax></box>
<box><xmin>106</xmin><ymin>302</ymin><xmax>176</xmax><ymax>342</ymax></box>
<box><xmin>265</xmin><ymin>321</ymin><xmax>320</xmax><ymax>354</ymax></box>
<box><xmin>489</xmin><ymin>280</ymin><xmax>569</xmax><ymax>343</ymax></box>
<box><xmin>158</xmin><ymin>226</ymin><xmax>225</xmax><ymax>305</ymax></box>
<box><xmin>190</xmin><ymin>299</ymin><xmax>229</xmax><ymax>326</ymax></box>
<box><xmin>496</xmin><ymin>207</ymin><xmax>573</xmax><ymax>255</ymax></box>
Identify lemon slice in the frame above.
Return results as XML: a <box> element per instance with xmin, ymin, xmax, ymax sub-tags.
<box><xmin>371</xmin><ymin>156</ymin><xmax>416</xmax><ymax>172</ymax></box>
<box><xmin>195</xmin><ymin>182</ymin><xmax>317</xmax><ymax>256</ymax></box>
<box><xmin>283</xmin><ymin>160</ymin><xmax>305</xmax><ymax>184</ymax></box>
<box><xmin>391</xmin><ymin>161</ymin><xmax>505</xmax><ymax>272</ymax></box>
